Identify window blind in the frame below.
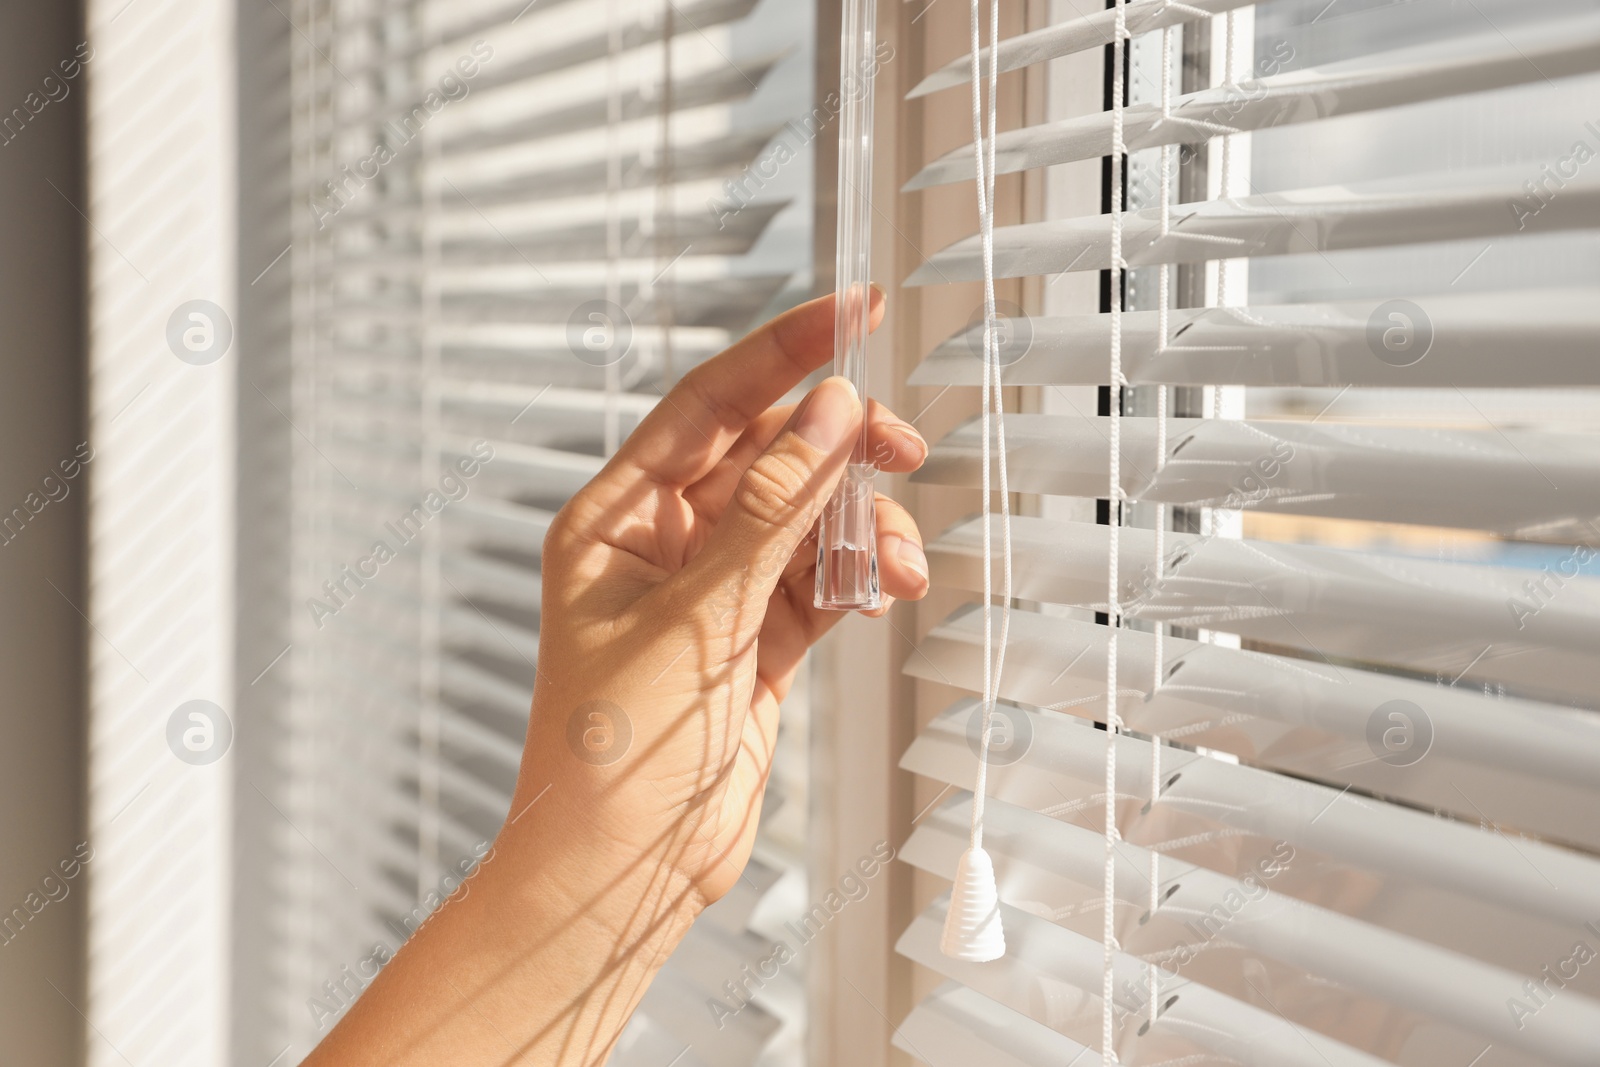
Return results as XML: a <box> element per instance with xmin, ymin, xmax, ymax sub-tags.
<box><xmin>273</xmin><ymin>0</ymin><xmax>816</xmax><ymax>1063</ymax></box>
<box><xmin>894</xmin><ymin>1</ymin><xmax>1600</xmax><ymax>1065</ymax></box>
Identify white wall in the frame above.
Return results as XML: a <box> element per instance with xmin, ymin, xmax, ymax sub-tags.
<box><xmin>85</xmin><ymin>0</ymin><xmax>237</xmax><ymax>1063</ymax></box>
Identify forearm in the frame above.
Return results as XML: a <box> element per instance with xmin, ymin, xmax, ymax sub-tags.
<box><xmin>303</xmin><ymin>804</ymin><xmax>703</xmax><ymax>1066</ymax></box>
<box><xmin>300</xmin><ymin>295</ymin><xmax>916</xmax><ymax>1064</ymax></box>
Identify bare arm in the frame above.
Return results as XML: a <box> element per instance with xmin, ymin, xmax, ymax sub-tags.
<box><xmin>303</xmin><ymin>289</ymin><xmax>928</xmax><ymax>1065</ymax></box>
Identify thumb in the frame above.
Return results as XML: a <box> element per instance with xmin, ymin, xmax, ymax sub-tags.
<box><xmin>682</xmin><ymin>376</ymin><xmax>863</xmax><ymax>614</ymax></box>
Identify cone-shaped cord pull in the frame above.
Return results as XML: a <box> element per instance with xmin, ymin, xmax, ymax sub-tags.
<box><xmin>940</xmin><ymin>845</ymin><xmax>1005</xmax><ymax>961</ymax></box>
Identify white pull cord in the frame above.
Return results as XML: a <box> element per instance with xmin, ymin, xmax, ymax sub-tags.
<box><xmin>1103</xmin><ymin>0</ymin><xmax>1129</xmax><ymax>1060</ymax></box>
<box><xmin>941</xmin><ymin>0</ymin><xmax>1011</xmax><ymax>965</ymax></box>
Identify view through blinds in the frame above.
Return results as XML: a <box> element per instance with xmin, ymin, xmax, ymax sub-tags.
<box><xmin>269</xmin><ymin>0</ymin><xmax>818</xmax><ymax>1062</ymax></box>
<box><xmin>895</xmin><ymin>0</ymin><xmax>1600</xmax><ymax>1064</ymax></box>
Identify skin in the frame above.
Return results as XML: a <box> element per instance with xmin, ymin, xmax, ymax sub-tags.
<box><xmin>303</xmin><ymin>289</ymin><xmax>927</xmax><ymax>1066</ymax></box>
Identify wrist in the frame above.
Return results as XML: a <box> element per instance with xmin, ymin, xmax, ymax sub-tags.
<box><xmin>511</xmin><ymin>691</ymin><xmax>724</xmax><ymax>917</ymax></box>
<box><xmin>490</xmin><ymin>779</ymin><xmax>708</xmax><ymax>957</ymax></box>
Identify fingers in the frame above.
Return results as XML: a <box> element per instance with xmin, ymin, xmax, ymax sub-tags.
<box><xmin>673</xmin><ymin>376</ymin><xmax>862</xmax><ymax>617</ymax></box>
<box><xmin>685</xmin><ymin>399</ymin><xmax>926</xmax><ymax>522</ymax></box>
<box><xmin>607</xmin><ymin>288</ymin><xmax>886</xmax><ymax>489</ymax></box>
<box><xmin>873</xmin><ymin>495</ymin><xmax>928</xmax><ymax>603</ymax></box>
<box><xmin>758</xmin><ymin>399</ymin><xmax>930</xmax><ymax>474</ymax></box>
<box><xmin>861</xmin><ymin>401</ymin><xmax>931</xmax><ymax>475</ymax></box>
<box><xmin>748</xmin><ymin>489</ymin><xmax>926</xmax><ymax>691</ymax></box>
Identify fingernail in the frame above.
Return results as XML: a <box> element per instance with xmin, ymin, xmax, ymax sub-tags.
<box><xmin>795</xmin><ymin>376</ymin><xmax>861</xmax><ymax>450</ymax></box>
<box><xmin>896</xmin><ymin>537</ymin><xmax>929</xmax><ymax>583</ymax></box>
<box><xmin>894</xmin><ymin>420</ymin><xmax>928</xmax><ymax>459</ymax></box>
<box><xmin>869</xmin><ymin>282</ymin><xmax>887</xmax><ymax>307</ymax></box>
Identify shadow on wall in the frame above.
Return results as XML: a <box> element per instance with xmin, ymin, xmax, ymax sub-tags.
<box><xmin>0</xmin><ymin>3</ymin><xmax>88</xmax><ymax>1066</ymax></box>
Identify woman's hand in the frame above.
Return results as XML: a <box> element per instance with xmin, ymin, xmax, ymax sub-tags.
<box><xmin>304</xmin><ymin>291</ymin><xmax>926</xmax><ymax>1066</ymax></box>
<box><xmin>517</xmin><ymin>286</ymin><xmax>926</xmax><ymax>908</ymax></box>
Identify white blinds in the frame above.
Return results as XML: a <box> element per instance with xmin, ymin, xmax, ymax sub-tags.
<box><xmin>275</xmin><ymin>0</ymin><xmax>815</xmax><ymax>1063</ymax></box>
<box><xmin>894</xmin><ymin>1</ymin><xmax>1600</xmax><ymax>1065</ymax></box>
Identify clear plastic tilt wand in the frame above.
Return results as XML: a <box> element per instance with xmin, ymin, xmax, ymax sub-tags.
<box><xmin>814</xmin><ymin>0</ymin><xmax>881</xmax><ymax>611</ymax></box>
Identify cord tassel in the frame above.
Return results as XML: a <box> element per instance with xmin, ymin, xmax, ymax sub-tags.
<box><xmin>939</xmin><ymin>845</ymin><xmax>1005</xmax><ymax>962</ymax></box>
<box><xmin>942</xmin><ymin>0</ymin><xmax>1011</xmax><ymax>965</ymax></box>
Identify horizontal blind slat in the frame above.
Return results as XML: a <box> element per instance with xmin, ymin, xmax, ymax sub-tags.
<box><xmin>440</xmin><ymin>58</ymin><xmax>780</xmax><ymax>154</ymax></box>
<box><xmin>914</xmin><ymin>413</ymin><xmax>1600</xmax><ymax>536</ymax></box>
<box><xmin>635</xmin><ymin>968</ymin><xmax>782</xmax><ymax>1067</ymax></box>
<box><xmin>465</xmin><ymin>0</ymin><xmax>761</xmax><ymax>97</ymax></box>
<box><xmin>894</xmin><ymin>982</ymin><xmax>1099</xmax><ymax>1067</ymax></box>
<box><xmin>437</xmin><ymin>273</ymin><xmax>790</xmax><ymax>328</ymax></box>
<box><xmin>905</xmin><ymin>16</ymin><xmax>1600</xmax><ymax>189</ymax></box>
<box><xmin>898</xmin><ymin>898</ymin><xmax>1392</xmax><ymax>1067</ymax></box>
<box><xmin>439</xmin><ymin>202</ymin><xmax>786</xmax><ymax>266</ymax></box>
<box><xmin>911</xmin><ymin>290</ymin><xmax>1600</xmax><ymax>388</ymax></box>
<box><xmin>906</xmin><ymin>0</ymin><xmax>1259</xmax><ymax>99</ymax></box>
<box><xmin>907</xmin><ymin>794</ymin><xmax>1600</xmax><ymax>1042</ymax></box>
<box><xmin>905</xmin><ymin>167</ymin><xmax>1600</xmax><ymax>285</ymax></box>
<box><xmin>907</xmin><ymin>607</ymin><xmax>1600</xmax><ymax>849</ymax></box>
<box><xmin>436</xmin><ymin>128</ymin><xmax>780</xmax><ymax>206</ymax></box>
<box><xmin>928</xmin><ymin>514</ymin><xmax>1600</xmax><ymax>699</ymax></box>
<box><xmin>902</xmin><ymin>700</ymin><xmax>1600</xmax><ymax>929</ymax></box>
